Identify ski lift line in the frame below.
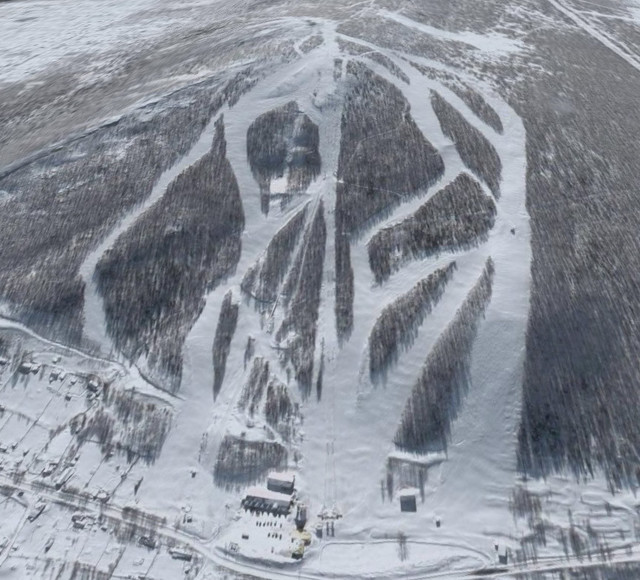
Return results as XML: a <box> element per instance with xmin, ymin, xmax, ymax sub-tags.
<box><xmin>322</xmin><ymin>377</ymin><xmax>338</xmax><ymax>511</ymax></box>
<box><xmin>332</xmin><ymin>441</ymin><xmax>338</xmax><ymax>513</ymax></box>
<box><xmin>331</xmin><ymin>360</ymin><xmax>337</xmax><ymax>511</ymax></box>
<box><xmin>323</xmin><ymin>440</ymin><xmax>330</xmax><ymax>509</ymax></box>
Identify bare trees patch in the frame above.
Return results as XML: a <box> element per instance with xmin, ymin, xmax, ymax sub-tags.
<box><xmin>335</xmin><ymin>230</ymin><xmax>355</xmax><ymax>342</ymax></box>
<box><xmin>247</xmin><ymin>102</ymin><xmax>321</xmax><ymax>214</ymax></box>
<box><xmin>431</xmin><ymin>91</ymin><xmax>502</xmax><ymax>198</ymax></box>
<box><xmin>0</xmin><ymin>78</ymin><xmax>229</xmax><ymax>345</ymax></box>
<box><xmin>276</xmin><ymin>203</ymin><xmax>326</xmax><ymax>396</ymax></box>
<box><xmin>513</xmin><ymin>28</ymin><xmax>640</xmax><ymax>487</ymax></box>
<box><xmin>264</xmin><ymin>380</ymin><xmax>294</xmax><ymax>440</ymax></box>
<box><xmin>238</xmin><ymin>357</ymin><xmax>270</xmax><ymax>416</ymax></box>
<box><xmin>96</xmin><ymin>118</ymin><xmax>244</xmax><ymax>393</ymax></box>
<box><xmin>335</xmin><ymin>62</ymin><xmax>444</xmax><ymax>341</ymax></box>
<box><xmin>365</xmin><ymin>52</ymin><xmax>410</xmax><ymax>85</ymax></box>
<box><xmin>73</xmin><ymin>388</ymin><xmax>172</xmax><ymax>464</ymax></box>
<box><xmin>445</xmin><ymin>82</ymin><xmax>503</xmax><ymax>134</ymax></box>
<box><xmin>214</xmin><ymin>436</ymin><xmax>287</xmax><ymax>489</ymax></box>
<box><xmin>369</xmin><ymin>263</ymin><xmax>456</xmax><ymax>381</ymax></box>
<box><xmin>241</xmin><ymin>205</ymin><xmax>308</xmax><ymax>305</ymax></box>
<box><xmin>299</xmin><ymin>34</ymin><xmax>324</xmax><ymax>54</ymax></box>
<box><xmin>212</xmin><ymin>291</ymin><xmax>239</xmax><ymax>400</ymax></box>
<box><xmin>337</xmin><ymin>62</ymin><xmax>444</xmax><ymax>235</ymax></box>
<box><xmin>394</xmin><ymin>259</ymin><xmax>494</xmax><ymax>453</ymax></box>
<box><xmin>368</xmin><ymin>173</ymin><xmax>496</xmax><ymax>282</ymax></box>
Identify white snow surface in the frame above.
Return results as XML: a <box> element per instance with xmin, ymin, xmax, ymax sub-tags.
<box><xmin>4</xmin><ymin>2</ymin><xmax>640</xmax><ymax>579</ymax></box>
<box><xmin>100</xmin><ymin>17</ymin><xmax>534</xmax><ymax>577</ymax></box>
<box><xmin>2</xmin><ymin>9</ymin><xmax>533</xmax><ymax>578</ymax></box>
<box><xmin>378</xmin><ymin>9</ymin><xmax>525</xmax><ymax>55</ymax></box>
<box><xmin>0</xmin><ymin>0</ymin><xmax>184</xmax><ymax>84</ymax></box>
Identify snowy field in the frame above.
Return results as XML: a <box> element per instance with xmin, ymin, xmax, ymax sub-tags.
<box><xmin>1</xmin><ymin>0</ymin><xmax>166</xmax><ymax>83</ymax></box>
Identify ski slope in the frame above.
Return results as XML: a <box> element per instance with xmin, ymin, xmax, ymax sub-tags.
<box><xmin>4</xmin><ymin>0</ymin><xmax>640</xmax><ymax>578</ymax></box>
<box><xmin>72</xmin><ymin>12</ymin><xmax>533</xmax><ymax>576</ymax></box>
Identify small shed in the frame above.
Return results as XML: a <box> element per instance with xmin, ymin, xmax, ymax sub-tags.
<box><xmin>169</xmin><ymin>549</ymin><xmax>192</xmax><ymax>561</ymax></box>
<box><xmin>399</xmin><ymin>488</ymin><xmax>418</xmax><ymax>513</ymax></box>
<box><xmin>267</xmin><ymin>471</ymin><xmax>295</xmax><ymax>495</ymax></box>
<box><xmin>87</xmin><ymin>375</ymin><xmax>102</xmax><ymax>392</ymax></box>
<box><xmin>19</xmin><ymin>361</ymin><xmax>39</xmax><ymax>375</ymax></box>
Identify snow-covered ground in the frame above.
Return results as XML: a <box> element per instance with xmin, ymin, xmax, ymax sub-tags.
<box><xmin>4</xmin><ymin>0</ymin><xmax>640</xmax><ymax>578</ymax></box>
<box><xmin>75</xmin><ymin>13</ymin><xmax>534</xmax><ymax>576</ymax></box>
<box><xmin>0</xmin><ymin>0</ymin><xmax>181</xmax><ymax>84</ymax></box>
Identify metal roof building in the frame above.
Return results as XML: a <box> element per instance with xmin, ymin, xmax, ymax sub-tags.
<box><xmin>242</xmin><ymin>486</ymin><xmax>293</xmax><ymax>515</ymax></box>
<box><xmin>267</xmin><ymin>471</ymin><xmax>296</xmax><ymax>495</ymax></box>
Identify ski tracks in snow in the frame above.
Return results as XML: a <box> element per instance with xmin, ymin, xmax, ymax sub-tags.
<box><xmin>73</xmin><ymin>10</ymin><xmax>532</xmax><ymax>571</ymax></box>
<box><xmin>297</xmin><ymin>26</ymin><xmax>531</xmax><ymax>556</ymax></box>
<box><xmin>78</xmin><ymin>110</ymin><xmax>227</xmax><ymax>354</ymax></box>
<box><xmin>548</xmin><ymin>0</ymin><xmax>640</xmax><ymax>73</ymax></box>
<box><xmin>138</xmin><ymin>20</ymin><xmax>346</xmax><ymax>517</ymax></box>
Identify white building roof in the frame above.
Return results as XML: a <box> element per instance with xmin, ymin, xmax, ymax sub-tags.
<box><xmin>267</xmin><ymin>471</ymin><xmax>295</xmax><ymax>484</ymax></box>
<box><xmin>245</xmin><ymin>486</ymin><xmax>292</xmax><ymax>503</ymax></box>
<box><xmin>398</xmin><ymin>487</ymin><xmax>419</xmax><ymax>498</ymax></box>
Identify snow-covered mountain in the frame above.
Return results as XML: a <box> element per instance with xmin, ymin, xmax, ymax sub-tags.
<box><xmin>2</xmin><ymin>0</ymin><xmax>640</xmax><ymax>578</ymax></box>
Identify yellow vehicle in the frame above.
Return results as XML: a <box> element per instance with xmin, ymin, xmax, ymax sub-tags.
<box><xmin>291</xmin><ymin>541</ymin><xmax>305</xmax><ymax>560</ymax></box>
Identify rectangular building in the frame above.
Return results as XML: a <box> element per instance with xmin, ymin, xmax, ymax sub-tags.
<box><xmin>399</xmin><ymin>488</ymin><xmax>417</xmax><ymax>512</ymax></box>
<box><xmin>242</xmin><ymin>486</ymin><xmax>293</xmax><ymax>515</ymax></box>
<box><xmin>267</xmin><ymin>471</ymin><xmax>295</xmax><ymax>495</ymax></box>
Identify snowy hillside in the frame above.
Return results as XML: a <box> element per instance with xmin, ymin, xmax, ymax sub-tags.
<box><xmin>3</xmin><ymin>0</ymin><xmax>640</xmax><ymax>578</ymax></box>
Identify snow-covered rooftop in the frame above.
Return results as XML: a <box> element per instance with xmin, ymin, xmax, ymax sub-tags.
<box><xmin>245</xmin><ymin>486</ymin><xmax>293</xmax><ymax>503</ymax></box>
<box><xmin>267</xmin><ymin>471</ymin><xmax>296</xmax><ymax>484</ymax></box>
